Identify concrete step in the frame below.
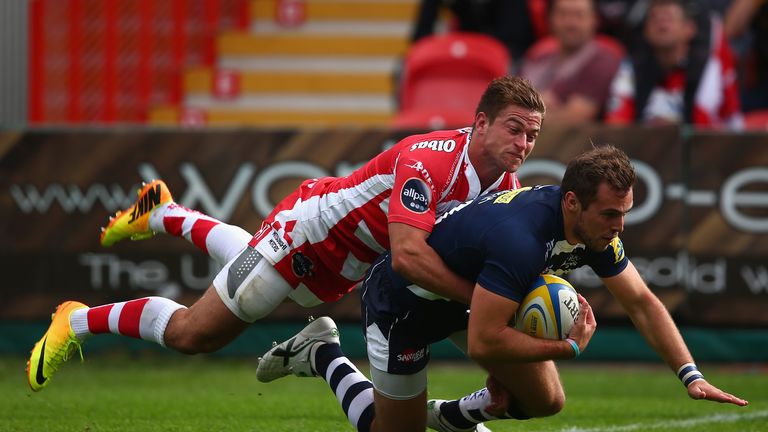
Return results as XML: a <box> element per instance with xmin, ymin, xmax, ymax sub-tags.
<box><xmin>218</xmin><ymin>31</ymin><xmax>409</xmax><ymax>56</ymax></box>
<box><xmin>251</xmin><ymin>0</ymin><xmax>418</xmax><ymax>22</ymax></box>
<box><xmin>218</xmin><ymin>55</ymin><xmax>399</xmax><ymax>73</ymax></box>
<box><xmin>149</xmin><ymin>105</ymin><xmax>393</xmax><ymax>127</ymax></box>
<box><xmin>184</xmin><ymin>68</ymin><xmax>394</xmax><ymax>94</ymax></box>
<box><xmin>249</xmin><ymin>19</ymin><xmax>412</xmax><ymax>36</ymax></box>
<box><xmin>184</xmin><ymin>93</ymin><xmax>393</xmax><ymax>112</ymax></box>
<box><xmin>152</xmin><ymin>0</ymin><xmax>419</xmax><ymax>127</ymax></box>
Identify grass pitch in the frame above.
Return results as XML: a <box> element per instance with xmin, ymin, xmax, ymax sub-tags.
<box><xmin>1</xmin><ymin>355</ymin><xmax>765</xmax><ymax>431</ymax></box>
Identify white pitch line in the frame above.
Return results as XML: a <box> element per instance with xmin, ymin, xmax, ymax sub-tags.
<box><xmin>559</xmin><ymin>410</ymin><xmax>768</xmax><ymax>432</ymax></box>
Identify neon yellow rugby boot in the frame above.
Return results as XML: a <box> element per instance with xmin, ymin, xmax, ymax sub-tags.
<box><xmin>99</xmin><ymin>179</ymin><xmax>173</xmax><ymax>247</ymax></box>
<box><xmin>26</xmin><ymin>301</ymin><xmax>88</xmax><ymax>391</ymax></box>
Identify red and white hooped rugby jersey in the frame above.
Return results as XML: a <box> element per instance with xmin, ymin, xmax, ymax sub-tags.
<box><xmin>248</xmin><ymin>127</ymin><xmax>520</xmax><ymax>303</ymax></box>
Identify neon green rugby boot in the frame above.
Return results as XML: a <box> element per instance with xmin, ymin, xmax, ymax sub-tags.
<box><xmin>26</xmin><ymin>301</ymin><xmax>88</xmax><ymax>391</ymax></box>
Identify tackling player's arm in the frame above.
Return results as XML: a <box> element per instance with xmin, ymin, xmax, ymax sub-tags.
<box><xmin>466</xmin><ymin>284</ymin><xmax>595</xmax><ymax>363</ymax></box>
<box><xmin>389</xmin><ymin>222</ymin><xmax>474</xmax><ymax>304</ymax></box>
<box><xmin>603</xmin><ymin>261</ymin><xmax>748</xmax><ymax>406</ymax></box>
<box><xmin>387</xmin><ymin>140</ymin><xmax>480</xmax><ymax>304</ymax></box>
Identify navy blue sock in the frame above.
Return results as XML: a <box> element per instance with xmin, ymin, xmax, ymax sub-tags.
<box><xmin>438</xmin><ymin>387</ymin><xmax>527</xmax><ymax>430</ymax></box>
<box><xmin>440</xmin><ymin>399</ymin><xmax>480</xmax><ymax>429</ymax></box>
<box><xmin>313</xmin><ymin>343</ymin><xmax>375</xmax><ymax>432</ymax></box>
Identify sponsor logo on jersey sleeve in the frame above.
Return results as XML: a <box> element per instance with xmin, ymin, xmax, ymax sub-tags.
<box><xmin>493</xmin><ymin>187</ymin><xmax>532</xmax><ymax>204</ymax></box>
<box><xmin>404</xmin><ymin>160</ymin><xmax>435</xmax><ymax>189</ymax></box>
<box><xmin>400</xmin><ymin>178</ymin><xmax>431</xmax><ymax>213</ymax></box>
<box><xmin>610</xmin><ymin>238</ymin><xmax>625</xmax><ymax>264</ymax></box>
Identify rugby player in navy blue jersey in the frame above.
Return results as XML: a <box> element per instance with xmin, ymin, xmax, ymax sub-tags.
<box><xmin>257</xmin><ymin>145</ymin><xmax>748</xmax><ymax>432</ymax></box>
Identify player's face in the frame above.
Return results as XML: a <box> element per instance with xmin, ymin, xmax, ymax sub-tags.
<box><xmin>475</xmin><ymin>104</ymin><xmax>542</xmax><ymax>175</ymax></box>
<box><xmin>573</xmin><ymin>183</ymin><xmax>633</xmax><ymax>252</ymax></box>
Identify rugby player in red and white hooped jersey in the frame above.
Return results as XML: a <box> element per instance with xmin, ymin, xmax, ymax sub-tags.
<box><xmin>244</xmin><ymin>123</ymin><xmax>524</xmax><ymax>307</ymax></box>
<box><xmin>27</xmin><ymin>76</ymin><xmax>546</xmax><ymax>392</ymax></box>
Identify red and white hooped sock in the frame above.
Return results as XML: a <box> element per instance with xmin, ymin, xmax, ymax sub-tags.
<box><xmin>149</xmin><ymin>203</ymin><xmax>252</xmax><ymax>265</ymax></box>
<box><xmin>69</xmin><ymin>297</ymin><xmax>186</xmax><ymax>347</ymax></box>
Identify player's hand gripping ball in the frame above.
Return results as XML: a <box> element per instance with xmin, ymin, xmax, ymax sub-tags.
<box><xmin>514</xmin><ymin>274</ymin><xmax>580</xmax><ymax>340</ymax></box>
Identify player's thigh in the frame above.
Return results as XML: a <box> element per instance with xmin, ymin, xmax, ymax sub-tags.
<box><xmin>367</xmin><ymin>330</ymin><xmax>429</xmax><ymax>431</ymax></box>
<box><xmin>365</xmin><ymin>312</ymin><xmax>431</xmax><ymax>429</ymax></box>
<box><xmin>165</xmin><ymin>246</ymin><xmax>294</xmax><ymax>352</ymax></box>
<box><xmin>371</xmin><ymin>390</ymin><xmax>426</xmax><ymax>432</ymax></box>
<box><xmin>482</xmin><ymin>360</ymin><xmax>564</xmax><ymax>417</ymax></box>
<box><xmin>211</xmin><ymin>245</ymin><xmax>294</xmax><ymax>322</ymax></box>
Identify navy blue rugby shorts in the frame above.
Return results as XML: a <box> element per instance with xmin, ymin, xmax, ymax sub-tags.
<box><xmin>360</xmin><ymin>257</ymin><xmax>469</xmax><ymax>375</ymax></box>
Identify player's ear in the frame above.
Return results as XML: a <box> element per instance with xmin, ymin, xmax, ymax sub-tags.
<box><xmin>564</xmin><ymin>191</ymin><xmax>580</xmax><ymax>212</ymax></box>
<box><xmin>474</xmin><ymin>112</ymin><xmax>489</xmax><ymax>133</ymax></box>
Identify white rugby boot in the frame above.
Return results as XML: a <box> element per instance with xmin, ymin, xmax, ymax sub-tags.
<box><xmin>255</xmin><ymin>316</ymin><xmax>340</xmax><ymax>383</ymax></box>
<box><xmin>427</xmin><ymin>399</ymin><xmax>493</xmax><ymax>432</ymax></box>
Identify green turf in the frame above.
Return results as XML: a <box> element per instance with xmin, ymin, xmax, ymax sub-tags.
<box><xmin>1</xmin><ymin>355</ymin><xmax>765</xmax><ymax>431</ymax></box>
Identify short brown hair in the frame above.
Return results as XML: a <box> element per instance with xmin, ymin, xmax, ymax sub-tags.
<box><xmin>561</xmin><ymin>144</ymin><xmax>636</xmax><ymax>208</ymax></box>
<box><xmin>475</xmin><ymin>76</ymin><xmax>546</xmax><ymax>123</ymax></box>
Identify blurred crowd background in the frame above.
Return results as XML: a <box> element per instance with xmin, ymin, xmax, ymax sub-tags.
<box><xmin>1</xmin><ymin>0</ymin><xmax>767</xmax><ymax>130</ymax></box>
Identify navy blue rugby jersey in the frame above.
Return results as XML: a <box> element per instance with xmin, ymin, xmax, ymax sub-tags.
<box><xmin>385</xmin><ymin>185</ymin><xmax>629</xmax><ymax>303</ymax></box>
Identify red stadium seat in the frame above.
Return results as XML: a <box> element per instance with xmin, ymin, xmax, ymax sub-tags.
<box><xmin>394</xmin><ymin>32</ymin><xmax>511</xmax><ymax>128</ymax></box>
<box><xmin>744</xmin><ymin>110</ymin><xmax>768</xmax><ymax>131</ymax></box>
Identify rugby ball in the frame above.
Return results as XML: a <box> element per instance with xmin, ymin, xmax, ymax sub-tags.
<box><xmin>514</xmin><ymin>274</ymin><xmax>579</xmax><ymax>340</ymax></box>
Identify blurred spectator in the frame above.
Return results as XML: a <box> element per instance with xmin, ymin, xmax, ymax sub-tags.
<box><xmin>522</xmin><ymin>0</ymin><xmax>623</xmax><ymax>124</ymax></box>
<box><xmin>605</xmin><ymin>0</ymin><xmax>743</xmax><ymax>129</ymax></box>
<box><xmin>594</xmin><ymin>0</ymin><xmax>731</xmax><ymax>46</ymax></box>
<box><xmin>410</xmin><ymin>0</ymin><xmax>546</xmax><ymax>64</ymax></box>
<box><xmin>725</xmin><ymin>0</ymin><xmax>768</xmax><ymax>111</ymax></box>
<box><xmin>521</xmin><ymin>0</ymin><xmax>623</xmax><ymax>124</ymax></box>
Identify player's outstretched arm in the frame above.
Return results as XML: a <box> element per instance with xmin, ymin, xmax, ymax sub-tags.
<box><xmin>602</xmin><ymin>261</ymin><xmax>749</xmax><ymax>407</ymax></box>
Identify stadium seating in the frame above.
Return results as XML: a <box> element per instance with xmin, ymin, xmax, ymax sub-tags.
<box><xmin>150</xmin><ymin>0</ymin><xmax>418</xmax><ymax>127</ymax></box>
<box><xmin>393</xmin><ymin>32</ymin><xmax>511</xmax><ymax>129</ymax></box>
